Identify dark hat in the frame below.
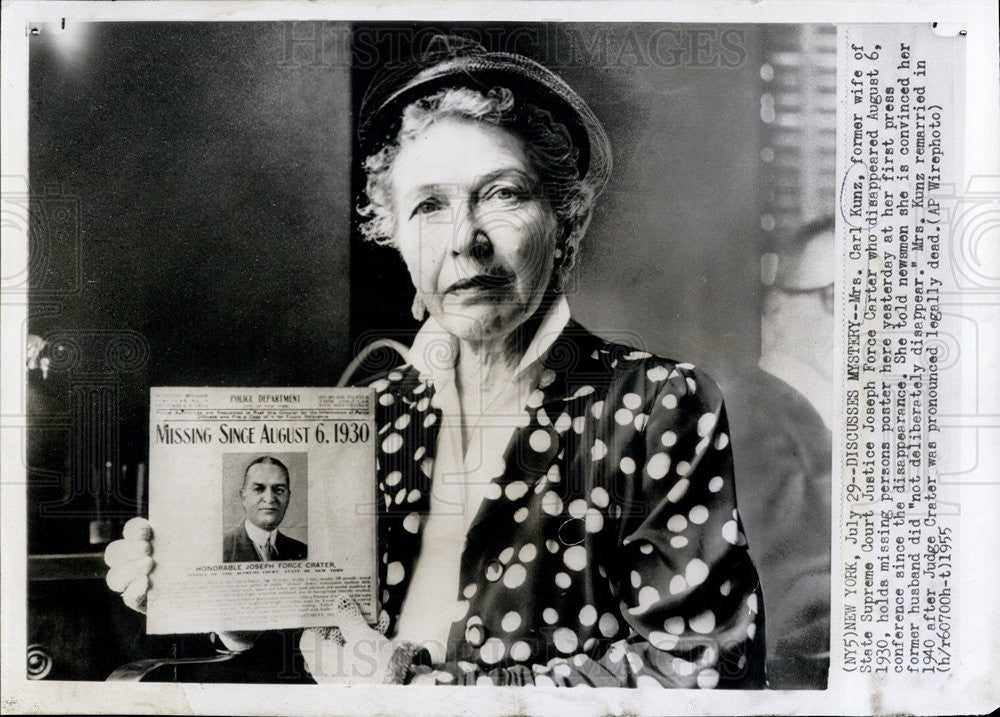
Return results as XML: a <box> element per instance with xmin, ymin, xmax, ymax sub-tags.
<box><xmin>358</xmin><ymin>35</ymin><xmax>612</xmax><ymax>195</ymax></box>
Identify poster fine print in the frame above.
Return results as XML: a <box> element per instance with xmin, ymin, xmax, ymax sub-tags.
<box><xmin>1</xmin><ymin>1</ymin><xmax>997</xmax><ymax>715</ymax></box>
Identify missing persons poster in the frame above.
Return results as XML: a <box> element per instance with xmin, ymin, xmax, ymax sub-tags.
<box><xmin>147</xmin><ymin>387</ymin><xmax>377</xmax><ymax>633</ymax></box>
<box><xmin>1</xmin><ymin>1</ymin><xmax>998</xmax><ymax>715</ymax></box>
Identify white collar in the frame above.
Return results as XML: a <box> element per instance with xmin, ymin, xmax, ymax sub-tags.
<box><xmin>408</xmin><ymin>295</ymin><xmax>572</xmax><ymax>384</ymax></box>
<box><xmin>243</xmin><ymin>519</ymin><xmax>277</xmax><ymax>546</ymax></box>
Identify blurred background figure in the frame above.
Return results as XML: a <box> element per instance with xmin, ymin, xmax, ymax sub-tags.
<box><xmin>724</xmin><ymin>216</ymin><xmax>834</xmax><ymax>689</ymax></box>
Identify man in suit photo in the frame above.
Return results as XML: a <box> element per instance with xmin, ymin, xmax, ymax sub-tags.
<box><xmin>223</xmin><ymin>456</ymin><xmax>307</xmax><ymax>562</ymax></box>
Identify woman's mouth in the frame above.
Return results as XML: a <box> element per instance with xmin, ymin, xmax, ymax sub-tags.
<box><xmin>446</xmin><ymin>273</ymin><xmax>514</xmax><ymax>293</ymax></box>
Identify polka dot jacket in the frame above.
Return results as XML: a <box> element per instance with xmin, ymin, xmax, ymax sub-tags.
<box><xmin>372</xmin><ymin>322</ymin><xmax>766</xmax><ymax>688</ymax></box>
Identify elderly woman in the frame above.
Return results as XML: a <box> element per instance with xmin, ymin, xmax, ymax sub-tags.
<box><xmin>106</xmin><ymin>37</ymin><xmax>765</xmax><ymax>688</ymax></box>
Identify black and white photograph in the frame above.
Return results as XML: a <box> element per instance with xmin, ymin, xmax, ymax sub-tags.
<box><xmin>3</xmin><ymin>2</ymin><xmax>997</xmax><ymax>715</ymax></box>
<box><xmin>222</xmin><ymin>453</ymin><xmax>308</xmax><ymax>564</ymax></box>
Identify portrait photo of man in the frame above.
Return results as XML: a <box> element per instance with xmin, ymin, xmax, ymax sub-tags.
<box><xmin>223</xmin><ymin>455</ymin><xmax>308</xmax><ymax>563</ymax></box>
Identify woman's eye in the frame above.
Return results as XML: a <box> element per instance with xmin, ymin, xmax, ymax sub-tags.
<box><xmin>482</xmin><ymin>185</ymin><xmax>525</xmax><ymax>204</ymax></box>
<box><xmin>411</xmin><ymin>198</ymin><xmax>443</xmax><ymax>218</ymax></box>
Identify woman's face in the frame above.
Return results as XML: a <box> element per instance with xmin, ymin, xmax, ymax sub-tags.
<box><xmin>390</xmin><ymin>116</ymin><xmax>559</xmax><ymax>346</ymax></box>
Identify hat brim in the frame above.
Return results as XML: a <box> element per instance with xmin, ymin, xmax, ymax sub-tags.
<box><xmin>359</xmin><ymin>52</ymin><xmax>611</xmax><ymax>194</ymax></box>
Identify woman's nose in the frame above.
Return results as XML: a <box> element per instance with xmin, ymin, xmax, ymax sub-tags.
<box><xmin>452</xmin><ymin>204</ymin><xmax>494</xmax><ymax>261</ymax></box>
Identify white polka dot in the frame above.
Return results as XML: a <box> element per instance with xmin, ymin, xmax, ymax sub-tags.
<box><xmin>499</xmin><ymin>547</ymin><xmax>515</xmax><ymax>564</ymax></box>
<box><xmin>688</xmin><ymin>505</ymin><xmax>709</xmax><ymax>524</ymax></box>
<box><xmin>620</xmin><ymin>456</ymin><xmax>636</xmax><ymax>474</ymax></box>
<box><xmin>378</xmin><ymin>392</ymin><xmax>396</xmax><ymax>406</ymax></box>
<box><xmin>510</xmin><ymin>641</ymin><xmax>531</xmax><ymax>662</ymax></box>
<box><xmin>722</xmin><ymin>520</ymin><xmax>739</xmax><ymax>544</ymax></box>
<box><xmin>660</xmin><ymin>430</ymin><xmax>677</xmax><ymax>447</ymax></box>
<box><xmin>423</xmin><ymin>413</ymin><xmax>437</xmax><ymax>428</ymax></box>
<box><xmin>416</xmin><ymin>397</ymin><xmax>430</xmax><ymax>411</ymax></box>
<box><xmin>480</xmin><ymin>637</ymin><xmax>506</xmax><ymax>664</ymax></box>
<box><xmin>539</xmin><ymin>369</ymin><xmax>556</xmax><ymax>388</ymax></box>
<box><xmin>626</xmin><ymin>350</ymin><xmax>652</xmax><ymax>360</ymax></box>
<box><xmin>646</xmin><ymin>453</ymin><xmax>671</xmax><ymax>480</ymax></box>
<box><xmin>541</xmin><ymin>492</ymin><xmax>563</xmax><ymax>516</ymax></box>
<box><xmin>606</xmin><ymin>644</ymin><xmax>626</xmax><ymax>664</ymax></box>
<box><xmin>463</xmin><ymin>583</ymin><xmax>477</xmax><ymax>598</ymax></box>
<box><xmin>563</xmin><ymin>545</ymin><xmax>587</xmax><ymax>571</ymax></box>
<box><xmin>413</xmin><ymin>446</ymin><xmax>425</xmax><ymax>462</ymax></box>
<box><xmin>714</xmin><ymin>432</ymin><xmax>729</xmax><ymax>450</ymax></box>
<box><xmin>553</xmin><ymin>628</ymin><xmax>578</xmax><ymax>653</ymax></box>
<box><xmin>393</xmin><ymin>414</ymin><xmax>411</xmax><ymax>430</ymax></box>
<box><xmin>371</xmin><ymin>379</ymin><xmax>389</xmax><ymax>392</ymax></box>
<box><xmin>529</xmin><ymin>429</ymin><xmax>551</xmax><ymax>453</ymax></box>
<box><xmin>631</xmin><ymin>570</ymin><xmax>642</xmax><ymax>588</ymax></box>
<box><xmin>748</xmin><ymin>594</ymin><xmax>759</xmax><ymax>614</ymax></box>
<box><xmin>719</xmin><ymin>580</ymin><xmax>732</xmax><ymax>596</ymax></box>
<box><xmin>505</xmin><ymin>481</ymin><xmax>529</xmax><ymax>501</ymax></box>
<box><xmin>667</xmin><ymin>478</ymin><xmax>690</xmax><ymax>503</ymax></box>
<box><xmin>667</xmin><ymin>514</ymin><xmax>687</xmax><ymax>532</ymax></box>
<box><xmin>686</xmin><ymin>377</ymin><xmax>698</xmax><ymax>393</ymax></box>
<box><xmin>551</xmin><ymin>413</ymin><xmax>570</xmax><ymax>434</ymax></box>
<box><xmin>553</xmin><ymin>662</ymin><xmax>572</xmax><ymax>677</ymax></box>
<box><xmin>675</xmin><ymin>461</ymin><xmax>690</xmax><ymax>477</ymax></box>
<box><xmin>534</xmin><ymin>674</ymin><xmax>555</xmax><ymax>687</ymax></box>
<box><xmin>639</xmin><ymin>542</ymin><xmax>654</xmax><ymax>555</ymax></box>
<box><xmin>545</xmin><ymin>539</ymin><xmax>560</xmax><ymax>553</ymax></box>
<box><xmin>526</xmin><ymin>389</ymin><xmax>545</xmax><ymax>408</ymax></box>
<box><xmin>697</xmin><ymin>668</ymin><xmax>720</xmax><ymax>689</ymax></box>
<box><xmin>513</xmin><ymin>507</ymin><xmax>529</xmax><ymax>523</ymax></box>
<box><xmin>669</xmin><ymin>575</ymin><xmax>688</xmax><ymax>594</ymax></box>
<box><xmin>485</xmin><ymin>562</ymin><xmax>503</xmax><ymax>581</ymax></box>
<box><xmin>555</xmin><ymin>572</ymin><xmax>572</xmax><ymax>589</ymax></box>
<box><xmin>599</xmin><ymin>612</ymin><xmax>619</xmax><ymax>637</ymax></box>
<box><xmin>543</xmin><ymin>608</ymin><xmax>559</xmax><ymax>624</ymax></box>
<box><xmin>503</xmin><ymin>564</ymin><xmax>527</xmax><ymax>589</ymax></box>
<box><xmin>485</xmin><ymin>483</ymin><xmax>502</xmax><ymax>500</ymax></box>
<box><xmin>614</xmin><ymin>408</ymin><xmax>633</xmax><ymax>426</ymax></box>
<box><xmin>402</xmin><ymin>512</ymin><xmax>421</xmax><ymax>534</ymax></box>
<box><xmin>590</xmin><ymin>439</ymin><xmax>607</xmax><ymax>461</ymax></box>
<box><xmin>385</xmin><ymin>471</ymin><xmax>402</xmax><ymax>487</ymax></box>
<box><xmin>476</xmin><ymin>675</ymin><xmax>492</xmax><ymax>686</ymax></box>
<box><xmin>664</xmin><ymin>616</ymin><xmax>685</xmax><ymax>635</ymax></box>
<box><xmin>672</xmin><ymin>657</ymin><xmax>696</xmax><ymax>677</ymax></box>
<box><xmin>590</xmin><ymin>400</ymin><xmax>605</xmax><ymax>419</ymax></box>
<box><xmin>394</xmin><ymin>490</ymin><xmax>406</xmax><ymax>505</ymax></box>
<box><xmin>622</xmin><ymin>393</ymin><xmax>642</xmax><ymax>410</ymax></box>
<box><xmin>578</xmin><ymin>605</ymin><xmax>597</xmax><ymax>626</ymax></box>
<box><xmin>518</xmin><ymin>543</ymin><xmax>537</xmax><ymax>562</ymax></box>
<box><xmin>419</xmin><ymin>458</ymin><xmax>433</xmax><ymax>478</ymax></box>
<box><xmin>501</xmin><ymin>611</ymin><xmax>522</xmax><ymax>632</ymax></box>
<box><xmin>381</xmin><ymin>433</ymin><xmax>403</xmax><ymax>453</ymax></box>
<box><xmin>386</xmin><ymin>561</ymin><xmax>404</xmax><ymax>585</ymax></box>
<box><xmin>626</xmin><ymin>652</ymin><xmax>644</xmax><ymax>673</ymax></box>
<box><xmin>647</xmin><ymin>365</ymin><xmax>669</xmax><ymax>382</ymax></box>
<box><xmin>636</xmin><ymin>585</ymin><xmax>660</xmax><ymax>611</ymax></box>
<box><xmin>633</xmin><ymin>413</ymin><xmax>648</xmax><ymax>431</ymax></box>
<box><xmin>572</xmin><ymin>416</ymin><xmax>586</xmax><ymax>434</ymax></box>
<box><xmin>661</xmin><ymin>393</ymin><xmax>678</xmax><ymax>410</ymax></box>
<box><xmin>697</xmin><ymin>413</ymin><xmax>717</xmax><ymax>437</ymax></box>
<box><xmin>568</xmin><ymin>499</ymin><xmax>587</xmax><ymax>519</ymax></box>
<box><xmin>670</xmin><ymin>535</ymin><xmax>688</xmax><ymax>548</ymax></box>
<box><xmin>406</xmin><ymin>488</ymin><xmax>421</xmax><ymax>503</ymax></box>
<box><xmin>536</xmin><ymin>409</ymin><xmax>551</xmax><ymax>427</ymax></box>
<box><xmin>708</xmin><ymin>476</ymin><xmax>724</xmax><ymax>493</ymax></box>
<box><xmin>590</xmin><ymin>486</ymin><xmax>610</xmax><ymax>508</ymax></box>
<box><xmin>685</xmin><ymin>558</ymin><xmax>709</xmax><ymax>586</ymax></box>
<box><xmin>649</xmin><ymin>630</ymin><xmax>679</xmax><ymax>650</ymax></box>
<box><xmin>570</xmin><ymin>385</ymin><xmax>595</xmax><ymax>399</ymax></box>
<box><xmin>690</xmin><ymin>611</ymin><xmax>716</xmax><ymax>634</ymax></box>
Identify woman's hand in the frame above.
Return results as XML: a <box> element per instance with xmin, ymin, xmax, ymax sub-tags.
<box><xmin>104</xmin><ymin>517</ymin><xmax>154</xmax><ymax>613</ymax></box>
<box><xmin>299</xmin><ymin>595</ymin><xmax>422</xmax><ymax>684</ymax></box>
<box><xmin>105</xmin><ymin>517</ymin><xmax>260</xmax><ymax>653</ymax></box>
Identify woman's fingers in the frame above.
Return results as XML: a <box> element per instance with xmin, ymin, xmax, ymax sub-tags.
<box><xmin>329</xmin><ymin>594</ymin><xmax>373</xmax><ymax>643</ymax></box>
<box><xmin>121</xmin><ymin>574</ymin><xmax>149</xmax><ymax>614</ymax></box>
<box><xmin>122</xmin><ymin>517</ymin><xmax>153</xmax><ymax>541</ymax></box>
<box><xmin>103</xmin><ymin>538</ymin><xmax>151</xmax><ymax>567</ymax></box>
<box><xmin>106</xmin><ymin>556</ymin><xmax>153</xmax><ymax>593</ymax></box>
